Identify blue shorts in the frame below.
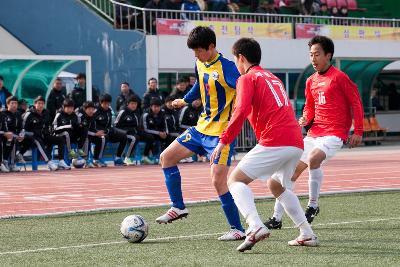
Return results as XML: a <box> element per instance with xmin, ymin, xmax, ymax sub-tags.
<box><xmin>177</xmin><ymin>127</ymin><xmax>235</xmax><ymax>166</ymax></box>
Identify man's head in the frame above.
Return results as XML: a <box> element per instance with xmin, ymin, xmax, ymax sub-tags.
<box><xmin>187</xmin><ymin>26</ymin><xmax>217</xmax><ymax>63</ymax></box>
<box><xmin>76</xmin><ymin>73</ymin><xmax>86</xmax><ymax>87</ymax></box>
<box><xmin>150</xmin><ymin>97</ymin><xmax>162</xmax><ymax>114</ymax></box>
<box><xmin>176</xmin><ymin>78</ymin><xmax>187</xmax><ymax>92</ymax></box>
<box><xmin>53</xmin><ymin>78</ymin><xmax>63</xmax><ymax>91</ymax></box>
<box><xmin>99</xmin><ymin>93</ymin><xmax>112</xmax><ymax>110</ymax></box>
<box><xmin>126</xmin><ymin>95</ymin><xmax>139</xmax><ymax>111</ymax></box>
<box><xmin>18</xmin><ymin>99</ymin><xmax>27</xmax><ymax>112</ymax></box>
<box><xmin>308</xmin><ymin>35</ymin><xmax>334</xmax><ymax>73</ymax></box>
<box><xmin>63</xmin><ymin>99</ymin><xmax>75</xmax><ymax>114</ymax></box>
<box><xmin>120</xmin><ymin>82</ymin><xmax>130</xmax><ymax>95</ymax></box>
<box><xmin>148</xmin><ymin>78</ymin><xmax>158</xmax><ymax>91</ymax></box>
<box><xmin>83</xmin><ymin>101</ymin><xmax>96</xmax><ymax>117</ymax></box>
<box><xmin>189</xmin><ymin>75</ymin><xmax>197</xmax><ymax>86</ymax></box>
<box><xmin>34</xmin><ymin>96</ymin><xmax>46</xmax><ymax>112</ymax></box>
<box><xmin>164</xmin><ymin>96</ymin><xmax>175</xmax><ymax>110</ymax></box>
<box><xmin>6</xmin><ymin>96</ymin><xmax>18</xmax><ymax>113</ymax></box>
<box><xmin>0</xmin><ymin>76</ymin><xmax>4</xmax><ymax>89</ymax></box>
<box><xmin>232</xmin><ymin>38</ymin><xmax>261</xmax><ymax>74</ymax></box>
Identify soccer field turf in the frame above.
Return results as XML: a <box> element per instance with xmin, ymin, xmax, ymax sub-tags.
<box><xmin>1</xmin><ymin>191</ymin><xmax>399</xmax><ymax>266</ymax></box>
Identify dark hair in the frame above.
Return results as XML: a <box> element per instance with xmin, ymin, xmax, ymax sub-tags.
<box><xmin>0</xmin><ymin>75</ymin><xmax>4</xmax><ymax>81</ymax></box>
<box><xmin>99</xmin><ymin>93</ymin><xmax>112</xmax><ymax>103</ymax></box>
<box><xmin>232</xmin><ymin>38</ymin><xmax>261</xmax><ymax>65</ymax></box>
<box><xmin>63</xmin><ymin>98</ymin><xmax>75</xmax><ymax>108</ymax></box>
<box><xmin>18</xmin><ymin>99</ymin><xmax>27</xmax><ymax>105</ymax></box>
<box><xmin>54</xmin><ymin>77</ymin><xmax>62</xmax><ymax>82</ymax></box>
<box><xmin>187</xmin><ymin>26</ymin><xmax>216</xmax><ymax>50</ymax></box>
<box><xmin>6</xmin><ymin>96</ymin><xmax>18</xmax><ymax>105</ymax></box>
<box><xmin>76</xmin><ymin>73</ymin><xmax>86</xmax><ymax>79</ymax></box>
<box><xmin>121</xmin><ymin>81</ymin><xmax>129</xmax><ymax>86</ymax></box>
<box><xmin>148</xmin><ymin>77</ymin><xmax>157</xmax><ymax>84</ymax></box>
<box><xmin>165</xmin><ymin>95</ymin><xmax>175</xmax><ymax>103</ymax></box>
<box><xmin>34</xmin><ymin>95</ymin><xmax>45</xmax><ymax>103</ymax></box>
<box><xmin>150</xmin><ymin>97</ymin><xmax>162</xmax><ymax>106</ymax></box>
<box><xmin>308</xmin><ymin>35</ymin><xmax>335</xmax><ymax>60</ymax></box>
<box><xmin>177</xmin><ymin>78</ymin><xmax>186</xmax><ymax>84</ymax></box>
<box><xmin>83</xmin><ymin>101</ymin><xmax>96</xmax><ymax>109</ymax></box>
<box><xmin>126</xmin><ymin>95</ymin><xmax>139</xmax><ymax>104</ymax></box>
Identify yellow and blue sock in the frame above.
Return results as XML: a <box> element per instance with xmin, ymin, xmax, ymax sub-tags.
<box><xmin>219</xmin><ymin>191</ymin><xmax>244</xmax><ymax>232</ymax></box>
<box><xmin>163</xmin><ymin>166</ymin><xmax>185</xmax><ymax>210</ymax></box>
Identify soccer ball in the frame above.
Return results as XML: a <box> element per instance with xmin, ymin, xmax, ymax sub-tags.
<box><xmin>72</xmin><ymin>158</ymin><xmax>86</xmax><ymax>168</ymax></box>
<box><xmin>120</xmin><ymin>215</ymin><xmax>149</xmax><ymax>243</ymax></box>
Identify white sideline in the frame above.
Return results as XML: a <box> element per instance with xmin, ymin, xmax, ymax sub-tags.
<box><xmin>0</xmin><ymin>217</ymin><xmax>399</xmax><ymax>256</ymax></box>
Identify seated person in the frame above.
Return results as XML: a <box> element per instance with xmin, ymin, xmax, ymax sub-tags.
<box><xmin>90</xmin><ymin>94</ymin><xmax>127</xmax><ymax>167</ymax></box>
<box><xmin>141</xmin><ymin>97</ymin><xmax>169</xmax><ymax>164</ymax></box>
<box><xmin>163</xmin><ymin>96</ymin><xmax>181</xmax><ymax>146</ymax></box>
<box><xmin>76</xmin><ymin>101</ymin><xmax>97</xmax><ymax>168</ymax></box>
<box><xmin>19</xmin><ymin>96</ymin><xmax>69</xmax><ymax>171</ymax></box>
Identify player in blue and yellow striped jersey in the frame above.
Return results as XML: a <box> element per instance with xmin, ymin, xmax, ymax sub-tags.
<box><xmin>156</xmin><ymin>26</ymin><xmax>245</xmax><ymax>241</ymax></box>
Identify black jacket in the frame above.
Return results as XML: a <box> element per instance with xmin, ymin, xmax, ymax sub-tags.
<box><xmin>170</xmin><ymin>88</ymin><xmax>190</xmax><ymax>100</ymax></box>
<box><xmin>46</xmin><ymin>88</ymin><xmax>66</xmax><ymax>119</ymax></box>
<box><xmin>142</xmin><ymin>110</ymin><xmax>168</xmax><ymax>135</ymax></box>
<box><xmin>22</xmin><ymin>107</ymin><xmax>52</xmax><ymax>138</ymax></box>
<box><xmin>142</xmin><ymin>90</ymin><xmax>163</xmax><ymax>111</ymax></box>
<box><xmin>163</xmin><ymin>106</ymin><xmax>180</xmax><ymax>137</ymax></box>
<box><xmin>93</xmin><ymin>107</ymin><xmax>113</xmax><ymax>134</ymax></box>
<box><xmin>52</xmin><ymin>110</ymin><xmax>79</xmax><ymax>134</ymax></box>
<box><xmin>116</xmin><ymin>89</ymin><xmax>142</xmax><ymax>112</ymax></box>
<box><xmin>76</xmin><ymin>108</ymin><xmax>96</xmax><ymax>137</ymax></box>
<box><xmin>115</xmin><ymin>108</ymin><xmax>141</xmax><ymax>135</ymax></box>
<box><xmin>179</xmin><ymin>105</ymin><xmax>202</xmax><ymax>130</ymax></box>
<box><xmin>2</xmin><ymin>110</ymin><xmax>23</xmax><ymax>134</ymax></box>
<box><xmin>68</xmin><ymin>85</ymin><xmax>99</xmax><ymax>108</ymax></box>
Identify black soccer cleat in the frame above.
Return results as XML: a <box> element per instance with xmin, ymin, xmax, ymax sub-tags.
<box><xmin>264</xmin><ymin>217</ymin><xmax>282</xmax><ymax>230</ymax></box>
<box><xmin>305</xmin><ymin>206</ymin><xmax>320</xmax><ymax>224</ymax></box>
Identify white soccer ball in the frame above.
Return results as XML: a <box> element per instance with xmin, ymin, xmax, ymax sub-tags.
<box><xmin>72</xmin><ymin>158</ymin><xmax>86</xmax><ymax>168</ymax></box>
<box><xmin>120</xmin><ymin>215</ymin><xmax>149</xmax><ymax>243</ymax></box>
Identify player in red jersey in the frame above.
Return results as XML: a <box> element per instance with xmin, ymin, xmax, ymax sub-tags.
<box><xmin>265</xmin><ymin>36</ymin><xmax>364</xmax><ymax>230</ymax></box>
<box><xmin>210</xmin><ymin>38</ymin><xmax>319</xmax><ymax>252</ymax></box>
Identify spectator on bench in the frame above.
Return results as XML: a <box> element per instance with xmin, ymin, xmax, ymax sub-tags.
<box><xmin>142</xmin><ymin>78</ymin><xmax>164</xmax><ymax>111</ymax></box>
<box><xmin>19</xmin><ymin>96</ymin><xmax>69</xmax><ymax>171</ymax></box>
<box><xmin>2</xmin><ymin>96</ymin><xmax>24</xmax><ymax>172</ymax></box>
<box><xmin>170</xmin><ymin>78</ymin><xmax>190</xmax><ymax>100</ymax></box>
<box><xmin>91</xmin><ymin>94</ymin><xmax>128</xmax><ymax>167</ymax></box>
<box><xmin>163</xmin><ymin>96</ymin><xmax>181</xmax><ymax>146</ymax></box>
<box><xmin>141</xmin><ymin>97</ymin><xmax>168</xmax><ymax>164</ymax></box>
<box><xmin>76</xmin><ymin>101</ymin><xmax>97</xmax><ymax>168</ymax></box>
<box><xmin>68</xmin><ymin>73</ymin><xmax>99</xmax><ymax>109</ymax></box>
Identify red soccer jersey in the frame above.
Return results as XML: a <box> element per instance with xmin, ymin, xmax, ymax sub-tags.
<box><xmin>220</xmin><ymin>66</ymin><xmax>303</xmax><ymax>149</ymax></box>
<box><xmin>303</xmin><ymin>66</ymin><xmax>364</xmax><ymax>141</ymax></box>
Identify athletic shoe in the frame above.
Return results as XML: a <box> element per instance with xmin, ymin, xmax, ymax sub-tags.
<box><xmin>288</xmin><ymin>235</ymin><xmax>319</xmax><ymax>247</ymax></box>
<box><xmin>68</xmin><ymin>150</ymin><xmax>78</xmax><ymax>159</ymax></box>
<box><xmin>236</xmin><ymin>226</ymin><xmax>270</xmax><ymax>252</ymax></box>
<box><xmin>218</xmin><ymin>228</ymin><xmax>246</xmax><ymax>241</ymax></box>
<box><xmin>264</xmin><ymin>217</ymin><xmax>283</xmax><ymax>230</ymax></box>
<box><xmin>58</xmin><ymin>160</ymin><xmax>71</xmax><ymax>170</ymax></box>
<box><xmin>9</xmin><ymin>164</ymin><xmax>21</xmax><ymax>172</ymax></box>
<box><xmin>305</xmin><ymin>206</ymin><xmax>320</xmax><ymax>224</ymax></box>
<box><xmin>77</xmin><ymin>149</ymin><xmax>86</xmax><ymax>157</ymax></box>
<box><xmin>47</xmin><ymin>161</ymin><xmax>58</xmax><ymax>171</ymax></box>
<box><xmin>0</xmin><ymin>162</ymin><xmax>10</xmax><ymax>172</ymax></box>
<box><xmin>16</xmin><ymin>153</ymin><xmax>26</xmax><ymax>164</ymax></box>
<box><xmin>93</xmin><ymin>159</ymin><xmax>107</xmax><ymax>167</ymax></box>
<box><xmin>155</xmin><ymin>207</ymin><xmax>189</xmax><ymax>224</ymax></box>
<box><xmin>85</xmin><ymin>161</ymin><xmax>95</xmax><ymax>168</ymax></box>
<box><xmin>124</xmin><ymin>157</ymin><xmax>137</xmax><ymax>166</ymax></box>
<box><xmin>142</xmin><ymin>156</ymin><xmax>155</xmax><ymax>165</ymax></box>
<box><xmin>114</xmin><ymin>158</ymin><xmax>127</xmax><ymax>166</ymax></box>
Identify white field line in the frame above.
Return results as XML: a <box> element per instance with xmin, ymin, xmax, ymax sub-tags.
<box><xmin>0</xmin><ymin>217</ymin><xmax>399</xmax><ymax>256</ymax></box>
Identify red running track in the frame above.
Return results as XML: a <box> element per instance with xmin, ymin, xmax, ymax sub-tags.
<box><xmin>0</xmin><ymin>147</ymin><xmax>399</xmax><ymax>218</ymax></box>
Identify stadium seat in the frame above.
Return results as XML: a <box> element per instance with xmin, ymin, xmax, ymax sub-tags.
<box><xmin>320</xmin><ymin>0</ymin><xmax>327</xmax><ymax>4</ymax></box>
<box><xmin>337</xmin><ymin>0</ymin><xmax>347</xmax><ymax>9</ymax></box>
<box><xmin>363</xmin><ymin>117</ymin><xmax>372</xmax><ymax>132</ymax></box>
<box><xmin>369</xmin><ymin>116</ymin><xmax>388</xmax><ymax>133</ymax></box>
<box><xmin>346</xmin><ymin>0</ymin><xmax>359</xmax><ymax>11</ymax></box>
<box><xmin>326</xmin><ymin>0</ymin><xmax>337</xmax><ymax>8</ymax></box>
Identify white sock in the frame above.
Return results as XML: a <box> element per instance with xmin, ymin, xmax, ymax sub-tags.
<box><xmin>272</xmin><ymin>181</ymin><xmax>295</xmax><ymax>221</ymax></box>
<box><xmin>229</xmin><ymin>182</ymin><xmax>264</xmax><ymax>230</ymax></box>
<box><xmin>308</xmin><ymin>168</ymin><xmax>323</xmax><ymax>208</ymax></box>
<box><xmin>278</xmin><ymin>189</ymin><xmax>313</xmax><ymax>235</ymax></box>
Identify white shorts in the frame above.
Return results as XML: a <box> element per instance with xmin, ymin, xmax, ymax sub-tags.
<box><xmin>300</xmin><ymin>136</ymin><xmax>343</xmax><ymax>164</ymax></box>
<box><xmin>237</xmin><ymin>145</ymin><xmax>303</xmax><ymax>188</ymax></box>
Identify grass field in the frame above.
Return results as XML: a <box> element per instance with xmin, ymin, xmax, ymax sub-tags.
<box><xmin>1</xmin><ymin>191</ymin><xmax>400</xmax><ymax>266</ymax></box>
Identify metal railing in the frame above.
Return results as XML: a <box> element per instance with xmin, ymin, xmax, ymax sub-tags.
<box><xmin>81</xmin><ymin>0</ymin><xmax>400</xmax><ymax>34</ymax></box>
